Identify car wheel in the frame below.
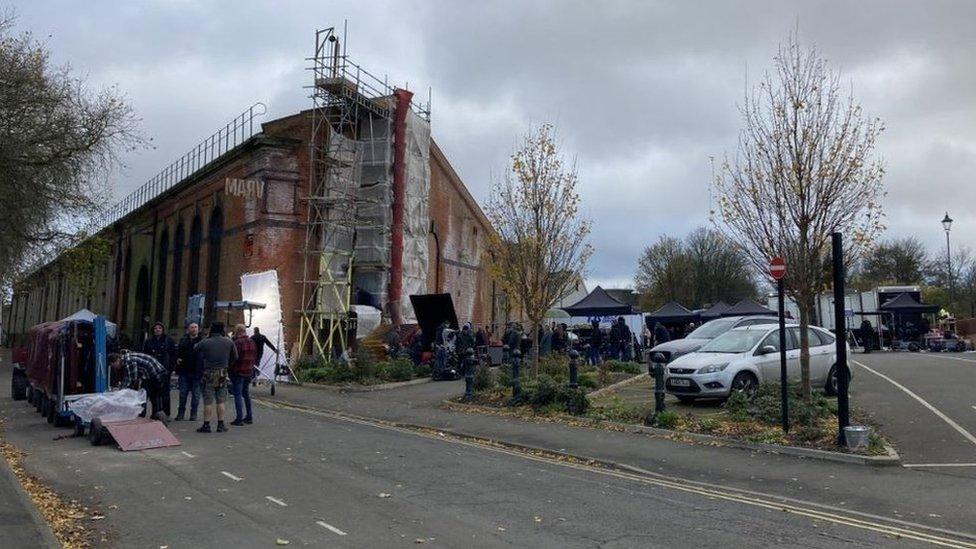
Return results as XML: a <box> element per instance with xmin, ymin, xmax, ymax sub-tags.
<box><xmin>46</xmin><ymin>398</ymin><xmax>56</xmax><ymax>424</ymax></box>
<box><xmin>730</xmin><ymin>372</ymin><xmax>757</xmax><ymax>397</ymax></box>
<box><xmin>26</xmin><ymin>386</ymin><xmax>34</xmax><ymax>405</ymax></box>
<box><xmin>11</xmin><ymin>373</ymin><xmax>28</xmax><ymax>401</ymax></box>
<box><xmin>35</xmin><ymin>392</ymin><xmax>44</xmax><ymax>413</ymax></box>
<box><xmin>825</xmin><ymin>365</ymin><xmax>839</xmax><ymax>396</ymax></box>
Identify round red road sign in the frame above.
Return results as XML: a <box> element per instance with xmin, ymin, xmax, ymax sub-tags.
<box><xmin>769</xmin><ymin>257</ymin><xmax>787</xmax><ymax>280</ymax></box>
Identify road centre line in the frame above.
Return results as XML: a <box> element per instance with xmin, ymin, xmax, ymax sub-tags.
<box><xmin>266</xmin><ymin>496</ymin><xmax>288</xmax><ymax>507</ymax></box>
<box><xmin>255</xmin><ymin>397</ymin><xmax>976</xmax><ymax>548</ymax></box>
<box><xmin>316</xmin><ymin>521</ymin><xmax>348</xmax><ymax>536</ymax></box>
<box><xmin>221</xmin><ymin>471</ymin><xmax>243</xmax><ymax>481</ymax></box>
<box><xmin>851</xmin><ymin>360</ymin><xmax>976</xmax><ymax>447</ymax></box>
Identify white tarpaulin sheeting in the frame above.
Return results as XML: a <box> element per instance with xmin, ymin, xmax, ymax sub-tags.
<box><xmin>399</xmin><ymin>111</ymin><xmax>431</xmax><ymax>323</ymax></box>
<box><xmin>240</xmin><ymin>270</ymin><xmax>287</xmax><ymax>380</ymax></box>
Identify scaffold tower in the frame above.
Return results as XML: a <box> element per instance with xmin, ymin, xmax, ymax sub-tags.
<box><xmin>298</xmin><ymin>26</ymin><xmax>430</xmax><ymax>358</ymax></box>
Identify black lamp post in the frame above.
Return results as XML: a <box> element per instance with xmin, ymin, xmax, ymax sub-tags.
<box><xmin>943</xmin><ymin>212</ymin><xmax>953</xmax><ymax>304</ymax></box>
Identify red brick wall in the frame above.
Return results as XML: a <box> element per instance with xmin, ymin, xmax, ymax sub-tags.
<box><xmin>7</xmin><ymin>110</ymin><xmax>499</xmax><ymax>351</ymax></box>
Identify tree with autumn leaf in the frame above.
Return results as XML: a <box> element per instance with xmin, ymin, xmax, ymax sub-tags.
<box><xmin>485</xmin><ymin>124</ymin><xmax>593</xmax><ymax>375</ymax></box>
<box><xmin>713</xmin><ymin>32</ymin><xmax>886</xmax><ymax>402</ymax></box>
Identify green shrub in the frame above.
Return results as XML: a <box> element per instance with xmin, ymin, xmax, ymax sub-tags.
<box><xmin>697</xmin><ymin>416</ymin><xmax>720</xmax><ymax>433</ymax></box>
<box><xmin>578</xmin><ymin>371</ymin><xmax>599</xmax><ymax>389</ymax></box>
<box><xmin>473</xmin><ymin>363</ymin><xmax>494</xmax><ymax>391</ymax></box>
<box><xmin>381</xmin><ymin>359</ymin><xmax>415</xmax><ymax>382</ymax></box>
<box><xmin>602</xmin><ymin>360</ymin><xmax>642</xmax><ymax>374</ymax></box>
<box><xmin>527</xmin><ymin>374</ymin><xmax>559</xmax><ymax>409</ymax></box>
<box><xmin>412</xmin><ymin>361</ymin><xmax>431</xmax><ymax>378</ymax></box>
<box><xmin>557</xmin><ymin>386</ymin><xmax>590</xmax><ymax>415</ymax></box>
<box><xmin>648</xmin><ymin>410</ymin><xmax>679</xmax><ymax>429</ymax></box>
<box><xmin>537</xmin><ymin>355</ymin><xmax>569</xmax><ymax>381</ymax></box>
<box><xmin>585</xmin><ymin>396</ymin><xmax>645</xmax><ymax>423</ymax></box>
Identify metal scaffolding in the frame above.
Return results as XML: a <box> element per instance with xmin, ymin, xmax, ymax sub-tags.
<box><xmin>297</xmin><ymin>26</ymin><xmax>429</xmax><ymax>358</ymax></box>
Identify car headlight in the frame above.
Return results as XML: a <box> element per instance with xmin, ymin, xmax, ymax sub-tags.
<box><xmin>698</xmin><ymin>363</ymin><xmax>729</xmax><ymax>374</ymax></box>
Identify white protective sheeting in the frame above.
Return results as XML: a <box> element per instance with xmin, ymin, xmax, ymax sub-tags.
<box><xmin>352</xmin><ymin>305</ymin><xmax>382</xmax><ymax>339</ymax></box>
<box><xmin>69</xmin><ymin>389</ymin><xmax>146</xmax><ymax>423</ymax></box>
<box><xmin>240</xmin><ymin>270</ymin><xmax>287</xmax><ymax>380</ymax></box>
<box><xmin>399</xmin><ymin>111</ymin><xmax>431</xmax><ymax>323</ymax></box>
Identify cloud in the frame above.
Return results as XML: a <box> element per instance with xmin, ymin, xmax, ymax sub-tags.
<box><xmin>9</xmin><ymin>0</ymin><xmax>976</xmax><ymax>290</ymax></box>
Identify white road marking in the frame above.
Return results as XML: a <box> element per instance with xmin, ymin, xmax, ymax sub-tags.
<box><xmin>903</xmin><ymin>463</ymin><xmax>976</xmax><ymax>468</ymax></box>
<box><xmin>916</xmin><ymin>354</ymin><xmax>976</xmax><ymax>364</ymax></box>
<box><xmin>221</xmin><ymin>471</ymin><xmax>243</xmax><ymax>481</ymax></box>
<box><xmin>181</xmin><ymin>451</ymin><xmax>196</xmax><ymax>458</ymax></box>
<box><xmin>852</xmin><ymin>360</ymin><xmax>976</xmax><ymax>447</ymax></box>
<box><xmin>316</xmin><ymin>521</ymin><xmax>348</xmax><ymax>536</ymax></box>
<box><xmin>265</xmin><ymin>496</ymin><xmax>288</xmax><ymax>507</ymax></box>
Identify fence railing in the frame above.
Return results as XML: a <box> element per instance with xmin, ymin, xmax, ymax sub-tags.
<box><xmin>100</xmin><ymin>102</ymin><xmax>267</xmax><ymax>229</ymax></box>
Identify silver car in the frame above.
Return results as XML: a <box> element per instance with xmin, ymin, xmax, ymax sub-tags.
<box><xmin>664</xmin><ymin>324</ymin><xmax>843</xmax><ymax>403</ymax></box>
<box><xmin>648</xmin><ymin>315</ymin><xmax>779</xmax><ymax>364</ymax></box>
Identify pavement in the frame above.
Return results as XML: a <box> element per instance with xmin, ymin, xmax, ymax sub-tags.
<box><xmin>0</xmin><ymin>445</ymin><xmax>58</xmax><ymax>548</ymax></box>
<box><xmin>852</xmin><ymin>351</ymin><xmax>976</xmax><ymax>473</ymax></box>
<box><xmin>2</xmin><ymin>353</ymin><xmax>976</xmax><ymax>547</ymax></box>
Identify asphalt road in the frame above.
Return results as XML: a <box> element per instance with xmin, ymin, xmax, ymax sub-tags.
<box><xmin>0</xmin><ymin>389</ymin><xmax>954</xmax><ymax>549</ymax></box>
<box><xmin>852</xmin><ymin>351</ymin><xmax>976</xmax><ymax>474</ymax></box>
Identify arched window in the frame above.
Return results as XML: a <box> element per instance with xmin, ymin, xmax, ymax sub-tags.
<box><xmin>121</xmin><ymin>243</ymin><xmax>132</xmax><ymax>329</ymax></box>
<box><xmin>205</xmin><ymin>206</ymin><xmax>224</xmax><ymax>320</ymax></box>
<box><xmin>134</xmin><ymin>265</ymin><xmax>151</xmax><ymax>345</ymax></box>
<box><xmin>154</xmin><ymin>228</ymin><xmax>169</xmax><ymax>324</ymax></box>
<box><xmin>187</xmin><ymin>214</ymin><xmax>202</xmax><ymax>295</ymax></box>
<box><xmin>170</xmin><ymin>223</ymin><xmax>185</xmax><ymax>327</ymax></box>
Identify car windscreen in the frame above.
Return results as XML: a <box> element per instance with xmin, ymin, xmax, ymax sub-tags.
<box><xmin>698</xmin><ymin>329</ymin><xmax>767</xmax><ymax>353</ymax></box>
<box><xmin>686</xmin><ymin>318</ymin><xmax>738</xmax><ymax>340</ymax></box>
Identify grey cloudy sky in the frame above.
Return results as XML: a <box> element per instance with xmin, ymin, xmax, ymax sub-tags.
<box><xmin>9</xmin><ymin>1</ymin><xmax>976</xmax><ymax>289</ymax></box>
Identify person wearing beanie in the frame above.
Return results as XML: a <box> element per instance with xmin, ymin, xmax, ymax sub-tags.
<box><xmin>193</xmin><ymin>322</ymin><xmax>237</xmax><ymax>433</ymax></box>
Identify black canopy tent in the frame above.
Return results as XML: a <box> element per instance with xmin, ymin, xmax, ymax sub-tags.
<box><xmin>879</xmin><ymin>292</ymin><xmax>939</xmax><ymax>314</ymax></box>
<box><xmin>409</xmin><ymin>293</ymin><xmax>460</xmax><ymax>349</ymax></box>
<box><xmin>721</xmin><ymin>299</ymin><xmax>776</xmax><ymax>317</ymax></box>
<box><xmin>699</xmin><ymin>300</ymin><xmax>731</xmax><ymax>320</ymax></box>
<box><xmin>561</xmin><ymin>286</ymin><xmax>634</xmax><ymax>317</ymax></box>
<box><xmin>645</xmin><ymin>301</ymin><xmax>699</xmax><ymax>327</ymax></box>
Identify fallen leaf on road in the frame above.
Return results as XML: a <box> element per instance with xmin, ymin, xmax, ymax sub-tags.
<box><xmin>497</xmin><ymin>527</ymin><xmax>506</xmax><ymax>532</ymax></box>
<box><xmin>414</xmin><ymin>539</ymin><xmax>426</xmax><ymax>544</ymax></box>
<box><xmin>379</xmin><ymin>493</ymin><xmax>392</xmax><ymax>498</ymax></box>
<box><xmin>276</xmin><ymin>538</ymin><xmax>290</xmax><ymax>545</ymax></box>
<box><xmin>534</xmin><ymin>516</ymin><xmax>542</xmax><ymax>523</ymax></box>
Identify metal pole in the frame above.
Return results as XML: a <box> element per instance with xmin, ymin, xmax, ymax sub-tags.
<box><xmin>650</xmin><ymin>352</ymin><xmax>666</xmax><ymax>415</ymax></box>
<box><xmin>946</xmin><ymin>229</ymin><xmax>953</xmax><ymax>304</ymax></box>
<box><xmin>778</xmin><ymin>278</ymin><xmax>789</xmax><ymax>433</ymax></box>
<box><xmin>833</xmin><ymin>232</ymin><xmax>851</xmax><ymax>445</ymax></box>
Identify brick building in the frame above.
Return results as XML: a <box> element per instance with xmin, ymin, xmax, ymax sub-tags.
<box><xmin>6</xmin><ymin>45</ymin><xmax>503</xmax><ymax>354</ymax></box>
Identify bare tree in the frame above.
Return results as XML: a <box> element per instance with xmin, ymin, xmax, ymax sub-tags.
<box><xmin>855</xmin><ymin>237</ymin><xmax>928</xmax><ymax>289</ymax></box>
<box><xmin>713</xmin><ymin>32</ymin><xmax>885</xmax><ymax>401</ymax></box>
<box><xmin>485</xmin><ymin>124</ymin><xmax>592</xmax><ymax>374</ymax></box>
<box><xmin>0</xmin><ymin>13</ymin><xmax>142</xmax><ymax>289</ymax></box>
<box><xmin>635</xmin><ymin>228</ymin><xmax>756</xmax><ymax>310</ymax></box>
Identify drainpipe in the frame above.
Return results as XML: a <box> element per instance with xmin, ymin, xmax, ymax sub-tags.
<box><xmin>388</xmin><ymin>88</ymin><xmax>413</xmax><ymax>326</ymax></box>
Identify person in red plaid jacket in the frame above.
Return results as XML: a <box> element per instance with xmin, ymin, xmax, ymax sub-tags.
<box><xmin>230</xmin><ymin>324</ymin><xmax>257</xmax><ymax>425</ymax></box>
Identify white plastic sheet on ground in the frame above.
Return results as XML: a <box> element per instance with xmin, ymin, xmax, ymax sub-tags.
<box><xmin>241</xmin><ymin>270</ymin><xmax>287</xmax><ymax>380</ymax></box>
<box><xmin>69</xmin><ymin>389</ymin><xmax>146</xmax><ymax>423</ymax></box>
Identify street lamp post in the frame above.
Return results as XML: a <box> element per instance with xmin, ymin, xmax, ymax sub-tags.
<box><xmin>943</xmin><ymin>212</ymin><xmax>953</xmax><ymax>305</ymax></box>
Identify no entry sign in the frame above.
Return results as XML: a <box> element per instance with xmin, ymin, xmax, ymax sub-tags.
<box><xmin>769</xmin><ymin>257</ymin><xmax>786</xmax><ymax>280</ymax></box>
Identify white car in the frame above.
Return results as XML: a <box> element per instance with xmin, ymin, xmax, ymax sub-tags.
<box><xmin>663</xmin><ymin>324</ymin><xmax>842</xmax><ymax>403</ymax></box>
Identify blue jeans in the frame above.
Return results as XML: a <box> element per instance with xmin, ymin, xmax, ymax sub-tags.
<box><xmin>587</xmin><ymin>345</ymin><xmax>601</xmax><ymax>366</ymax></box>
<box><xmin>177</xmin><ymin>373</ymin><xmax>201</xmax><ymax>418</ymax></box>
<box><xmin>230</xmin><ymin>374</ymin><xmax>252</xmax><ymax>422</ymax></box>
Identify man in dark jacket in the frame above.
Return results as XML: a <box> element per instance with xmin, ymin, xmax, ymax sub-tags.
<box><xmin>175</xmin><ymin>322</ymin><xmax>203</xmax><ymax>421</ymax></box>
<box><xmin>143</xmin><ymin>322</ymin><xmax>176</xmax><ymax>417</ymax></box>
<box><xmin>653</xmin><ymin>322</ymin><xmax>671</xmax><ymax>347</ymax></box>
<box><xmin>250</xmin><ymin>327</ymin><xmax>278</xmax><ymax>375</ymax></box>
<box><xmin>587</xmin><ymin>320</ymin><xmax>603</xmax><ymax>366</ymax></box>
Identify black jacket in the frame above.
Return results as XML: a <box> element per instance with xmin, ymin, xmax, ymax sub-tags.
<box><xmin>251</xmin><ymin>333</ymin><xmax>277</xmax><ymax>359</ymax></box>
<box><xmin>176</xmin><ymin>334</ymin><xmax>203</xmax><ymax>375</ymax></box>
<box><xmin>143</xmin><ymin>335</ymin><xmax>177</xmax><ymax>372</ymax></box>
